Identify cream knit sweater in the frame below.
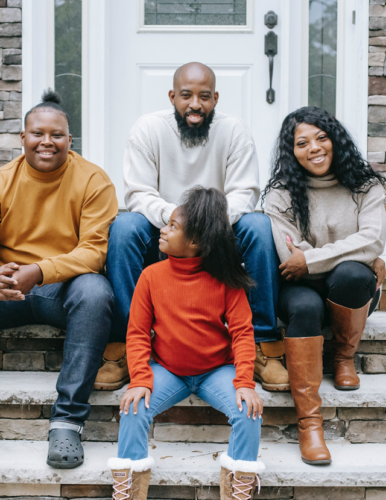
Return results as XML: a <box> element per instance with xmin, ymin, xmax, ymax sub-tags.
<box><xmin>123</xmin><ymin>109</ymin><xmax>259</xmax><ymax>228</ymax></box>
<box><xmin>265</xmin><ymin>175</ymin><xmax>386</xmax><ymax>279</ymax></box>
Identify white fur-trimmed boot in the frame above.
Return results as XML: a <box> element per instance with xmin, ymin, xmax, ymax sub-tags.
<box><xmin>219</xmin><ymin>453</ymin><xmax>265</xmax><ymax>500</ymax></box>
<box><xmin>108</xmin><ymin>457</ymin><xmax>154</xmax><ymax>500</ymax></box>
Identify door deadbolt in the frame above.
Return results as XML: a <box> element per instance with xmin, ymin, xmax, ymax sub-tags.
<box><xmin>264</xmin><ymin>11</ymin><xmax>278</xmax><ymax>29</ymax></box>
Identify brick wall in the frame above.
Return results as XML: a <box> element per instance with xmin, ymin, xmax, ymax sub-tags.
<box><xmin>369</xmin><ymin>1</ymin><xmax>386</xmax><ymax>169</ymax></box>
<box><xmin>0</xmin><ymin>0</ymin><xmax>21</xmax><ymax>167</ymax></box>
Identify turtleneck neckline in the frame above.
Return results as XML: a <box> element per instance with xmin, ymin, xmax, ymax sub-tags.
<box><xmin>168</xmin><ymin>255</ymin><xmax>203</xmax><ymax>275</ymax></box>
<box><xmin>306</xmin><ymin>173</ymin><xmax>339</xmax><ymax>189</ymax></box>
<box><xmin>24</xmin><ymin>155</ymin><xmax>70</xmax><ymax>183</ymax></box>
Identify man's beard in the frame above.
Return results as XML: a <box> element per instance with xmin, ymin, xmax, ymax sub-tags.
<box><xmin>174</xmin><ymin>107</ymin><xmax>215</xmax><ymax>148</ymax></box>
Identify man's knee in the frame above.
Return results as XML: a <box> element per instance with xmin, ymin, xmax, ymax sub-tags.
<box><xmin>68</xmin><ymin>274</ymin><xmax>114</xmax><ymax>312</ymax></box>
<box><xmin>236</xmin><ymin>213</ymin><xmax>273</xmax><ymax>242</ymax></box>
<box><xmin>109</xmin><ymin>212</ymin><xmax>152</xmax><ymax>247</ymax></box>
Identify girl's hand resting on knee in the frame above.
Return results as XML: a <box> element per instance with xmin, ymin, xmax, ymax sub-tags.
<box><xmin>236</xmin><ymin>388</ymin><xmax>263</xmax><ymax>420</ymax></box>
<box><xmin>120</xmin><ymin>387</ymin><xmax>151</xmax><ymax>415</ymax></box>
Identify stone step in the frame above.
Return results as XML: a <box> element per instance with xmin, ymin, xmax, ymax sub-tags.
<box><xmin>2</xmin><ymin>311</ymin><xmax>386</xmax><ymax>340</ymax></box>
<box><xmin>2</xmin><ymin>314</ymin><xmax>386</xmax><ymax>374</ymax></box>
<box><xmin>1</xmin><ymin>440</ymin><xmax>386</xmax><ymax>488</ymax></box>
<box><xmin>1</xmin><ymin>371</ymin><xmax>386</xmax><ymax>408</ymax></box>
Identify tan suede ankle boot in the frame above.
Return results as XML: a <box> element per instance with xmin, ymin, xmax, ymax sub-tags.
<box><xmin>254</xmin><ymin>340</ymin><xmax>290</xmax><ymax>391</ymax></box>
<box><xmin>111</xmin><ymin>467</ymin><xmax>132</xmax><ymax>500</ymax></box>
<box><xmin>94</xmin><ymin>343</ymin><xmax>130</xmax><ymax>390</ymax></box>
<box><xmin>327</xmin><ymin>299</ymin><xmax>371</xmax><ymax>391</ymax></box>
<box><xmin>219</xmin><ymin>454</ymin><xmax>264</xmax><ymax>500</ymax></box>
<box><xmin>108</xmin><ymin>457</ymin><xmax>153</xmax><ymax>500</ymax></box>
<box><xmin>284</xmin><ymin>336</ymin><xmax>331</xmax><ymax>465</ymax></box>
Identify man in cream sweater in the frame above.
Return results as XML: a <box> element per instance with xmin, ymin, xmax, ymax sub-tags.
<box><xmin>97</xmin><ymin>62</ymin><xmax>287</xmax><ymax>391</ymax></box>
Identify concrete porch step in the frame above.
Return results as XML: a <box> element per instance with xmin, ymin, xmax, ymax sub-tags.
<box><xmin>2</xmin><ymin>311</ymin><xmax>386</xmax><ymax>340</ymax></box>
<box><xmin>1</xmin><ymin>440</ymin><xmax>386</xmax><ymax>488</ymax></box>
<box><xmin>1</xmin><ymin>371</ymin><xmax>386</xmax><ymax>407</ymax></box>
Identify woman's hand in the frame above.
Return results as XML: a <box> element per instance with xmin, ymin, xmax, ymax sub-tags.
<box><xmin>11</xmin><ymin>264</ymin><xmax>43</xmax><ymax>295</ymax></box>
<box><xmin>236</xmin><ymin>387</ymin><xmax>263</xmax><ymax>420</ymax></box>
<box><xmin>279</xmin><ymin>236</ymin><xmax>308</xmax><ymax>281</ymax></box>
<box><xmin>0</xmin><ymin>262</ymin><xmax>25</xmax><ymax>301</ymax></box>
<box><xmin>120</xmin><ymin>386</ymin><xmax>151</xmax><ymax>415</ymax></box>
<box><xmin>372</xmin><ymin>257</ymin><xmax>386</xmax><ymax>292</ymax></box>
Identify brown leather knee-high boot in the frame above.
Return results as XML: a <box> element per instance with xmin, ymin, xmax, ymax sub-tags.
<box><xmin>327</xmin><ymin>299</ymin><xmax>371</xmax><ymax>391</ymax></box>
<box><xmin>284</xmin><ymin>336</ymin><xmax>331</xmax><ymax>465</ymax></box>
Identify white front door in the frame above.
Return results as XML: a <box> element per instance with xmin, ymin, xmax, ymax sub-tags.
<box><xmin>23</xmin><ymin>1</ymin><xmax>369</xmax><ymax>205</ymax></box>
<box><xmin>103</xmin><ymin>0</ymin><xmax>304</xmax><ymax>207</ymax></box>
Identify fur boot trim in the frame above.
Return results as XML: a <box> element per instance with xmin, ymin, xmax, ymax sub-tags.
<box><xmin>107</xmin><ymin>457</ymin><xmax>132</xmax><ymax>470</ymax></box>
<box><xmin>219</xmin><ymin>453</ymin><xmax>265</xmax><ymax>473</ymax></box>
<box><xmin>130</xmin><ymin>456</ymin><xmax>155</xmax><ymax>472</ymax></box>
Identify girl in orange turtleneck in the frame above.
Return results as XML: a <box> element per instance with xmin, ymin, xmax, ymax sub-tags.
<box><xmin>108</xmin><ymin>187</ymin><xmax>265</xmax><ymax>500</ymax></box>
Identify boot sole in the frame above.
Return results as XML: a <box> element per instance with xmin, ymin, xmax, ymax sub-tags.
<box><xmin>301</xmin><ymin>457</ymin><xmax>331</xmax><ymax>466</ymax></box>
<box><xmin>46</xmin><ymin>458</ymin><xmax>84</xmax><ymax>469</ymax></box>
<box><xmin>334</xmin><ymin>384</ymin><xmax>360</xmax><ymax>391</ymax></box>
<box><xmin>93</xmin><ymin>375</ymin><xmax>131</xmax><ymax>391</ymax></box>
<box><xmin>254</xmin><ymin>373</ymin><xmax>291</xmax><ymax>392</ymax></box>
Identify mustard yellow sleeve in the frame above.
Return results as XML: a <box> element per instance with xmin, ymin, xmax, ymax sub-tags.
<box><xmin>37</xmin><ymin>173</ymin><xmax>118</xmax><ymax>285</ymax></box>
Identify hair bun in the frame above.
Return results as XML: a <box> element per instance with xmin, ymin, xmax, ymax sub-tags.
<box><xmin>41</xmin><ymin>88</ymin><xmax>62</xmax><ymax>105</ymax></box>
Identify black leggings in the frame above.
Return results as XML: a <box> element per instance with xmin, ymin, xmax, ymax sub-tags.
<box><xmin>278</xmin><ymin>261</ymin><xmax>379</xmax><ymax>338</ymax></box>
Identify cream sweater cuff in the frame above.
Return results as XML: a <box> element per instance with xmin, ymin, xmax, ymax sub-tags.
<box><xmin>161</xmin><ymin>204</ymin><xmax>177</xmax><ymax>225</ymax></box>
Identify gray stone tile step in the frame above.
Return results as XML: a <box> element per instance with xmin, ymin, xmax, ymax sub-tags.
<box><xmin>2</xmin><ymin>311</ymin><xmax>386</xmax><ymax>340</ymax></box>
<box><xmin>1</xmin><ymin>371</ymin><xmax>386</xmax><ymax>407</ymax></box>
<box><xmin>1</xmin><ymin>440</ymin><xmax>386</xmax><ymax>487</ymax></box>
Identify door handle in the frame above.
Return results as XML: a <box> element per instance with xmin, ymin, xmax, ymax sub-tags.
<box><xmin>265</xmin><ymin>31</ymin><xmax>277</xmax><ymax>104</ymax></box>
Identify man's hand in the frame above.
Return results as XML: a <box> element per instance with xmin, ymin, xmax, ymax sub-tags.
<box><xmin>236</xmin><ymin>387</ymin><xmax>263</xmax><ymax>420</ymax></box>
<box><xmin>0</xmin><ymin>262</ymin><xmax>25</xmax><ymax>301</ymax></box>
<box><xmin>11</xmin><ymin>264</ymin><xmax>43</xmax><ymax>295</ymax></box>
<box><xmin>279</xmin><ymin>236</ymin><xmax>308</xmax><ymax>281</ymax></box>
<box><xmin>120</xmin><ymin>386</ymin><xmax>151</xmax><ymax>415</ymax></box>
<box><xmin>372</xmin><ymin>257</ymin><xmax>386</xmax><ymax>292</ymax></box>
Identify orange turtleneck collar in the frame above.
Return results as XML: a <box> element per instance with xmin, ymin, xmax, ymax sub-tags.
<box><xmin>167</xmin><ymin>255</ymin><xmax>202</xmax><ymax>274</ymax></box>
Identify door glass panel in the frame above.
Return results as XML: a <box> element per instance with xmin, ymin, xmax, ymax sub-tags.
<box><xmin>144</xmin><ymin>0</ymin><xmax>247</xmax><ymax>26</ymax></box>
<box><xmin>308</xmin><ymin>0</ymin><xmax>337</xmax><ymax>115</ymax></box>
<box><xmin>55</xmin><ymin>0</ymin><xmax>82</xmax><ymax>154</ymax></box>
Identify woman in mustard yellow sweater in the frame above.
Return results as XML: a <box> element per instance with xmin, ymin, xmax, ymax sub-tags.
<box><xmin>0</xmin><ymin>89</ymin><xmax>118</xmax><ymax>468</ymax></box>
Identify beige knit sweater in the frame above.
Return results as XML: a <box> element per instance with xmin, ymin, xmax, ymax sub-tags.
<box><xmin>123</xmin><ymin>109</ymin><xmax>259</xmax><ymax>228</ymax></box>
<box><xmin>265</xmin><ymin>175</ymin><xmax>386</xmax><ymax>279</ymax></box>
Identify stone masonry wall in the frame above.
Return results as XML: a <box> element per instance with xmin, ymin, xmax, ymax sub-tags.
<box><xmin>0</xmin><ymin>0</ymin><xmax>22</xmax><ymax>166</ymax></box>
<box><xmin>0</xmin><ymin>484</ymin><xmax>385</xmax><ymax>499</ymax></box>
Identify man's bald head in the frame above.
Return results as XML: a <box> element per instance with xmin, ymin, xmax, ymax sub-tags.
<box><xmin>173</xmin><ymin>62</ymin><xmax>216</xmax><ymax>91</ymax></box>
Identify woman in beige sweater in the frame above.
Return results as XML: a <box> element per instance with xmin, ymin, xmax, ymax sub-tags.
<box><xmin>264</xmin><ymin>106</ymin><xmax>386</xmax><ymax>467</ymax></box>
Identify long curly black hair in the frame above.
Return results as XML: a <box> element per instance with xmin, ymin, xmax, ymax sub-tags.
<box><xmin>180</xmin><ymin>186</ymin><xmax>255</xmax><ymax>292</ymax></box>
<box><xmin>261</xmin><ymin>106</ymin><xmax>386</xmax><ymax>241</ymax></box>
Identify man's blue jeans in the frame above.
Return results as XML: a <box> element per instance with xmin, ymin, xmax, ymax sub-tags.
<box><xmin>107</xmin><ymin>212</ymin><xmax>280</xmax><ymax>343</ymax></box>
<box><xmin>0</xmin><ymin>274</ymin><xmax>114</xmax><ymax>425</ymax></box>
<box><xmin>118</xmin><ymin>362</ymin><xmax>262</xmax><ymax>461</ymax></box>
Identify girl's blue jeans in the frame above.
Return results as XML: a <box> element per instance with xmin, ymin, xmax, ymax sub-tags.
<box><xmin>118</xmin><ymin>362</ymin><xmax>262</xmax><ymax>462</ymax></box>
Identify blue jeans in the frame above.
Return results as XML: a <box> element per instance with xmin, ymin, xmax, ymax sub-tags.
<box><xmin>0</xmin><ymin>274</ymin><xmax>114</xmax><ymax>425</ymax></box>
<box><xmin>107</xmin><ymin>212</ymin><xmax>280</xmax><ymax>342</ymax></box>
<box><xmin>118</xmin><ymin>363</ymin><xmax>262</xmax><ymax>461</ymax></box>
